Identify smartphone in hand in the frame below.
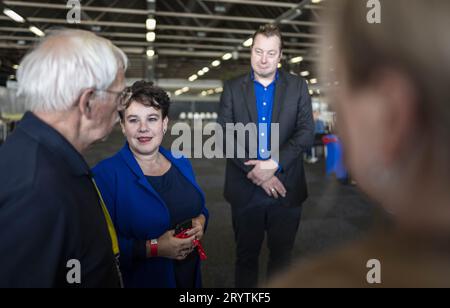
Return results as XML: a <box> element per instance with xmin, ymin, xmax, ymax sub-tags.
<box><xmin>174</xmin><ymin>219</ymin><xmax>192</xmax><ymax>236</ymax></box>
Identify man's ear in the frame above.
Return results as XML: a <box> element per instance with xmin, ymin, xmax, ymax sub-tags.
<box><xmin>375</xmin><ymin>69</ymin><xmax>418</xmax><ymax>165</ymax></box>
<box><xmin>78</xmin><ymin>88</ymin><xmax>95</xmax><ymax>119</ymax></box>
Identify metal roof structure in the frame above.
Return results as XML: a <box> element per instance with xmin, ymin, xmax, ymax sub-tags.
<box><xmin>0</xmin><ymin>0</ymin><xmax>325</xmax><ymax>90</ymax></box>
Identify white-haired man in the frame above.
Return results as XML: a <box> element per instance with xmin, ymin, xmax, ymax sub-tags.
<box><xmin>0</xmin><ymin>29</ymin><xmax>127</xmax><ymax>287</ymax></box>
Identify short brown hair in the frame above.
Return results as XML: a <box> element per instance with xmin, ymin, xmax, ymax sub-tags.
<box><xmin>252</xmin><ymin>24</ymin><xmax>283</xmax><ymax>51</ymax></box>
<box><xmin>326</xmin><ymin>0</ymin><xmax>450</xmax><ymax>175</ymax></box>
<box><xmin>118</xmin><ymin>80</ymin><xmax>170</xmax><ymax>120</ymax></box>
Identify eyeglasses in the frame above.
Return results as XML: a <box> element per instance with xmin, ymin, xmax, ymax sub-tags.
<box><xmin>116</xmin><ymin>87</ymin><xmax>133</xmax><ymax>111</ymax></box>
<box><xmin>95</xmin><ymin>88</ymin><xmax>128</xmax><ymax>108</ymax></box>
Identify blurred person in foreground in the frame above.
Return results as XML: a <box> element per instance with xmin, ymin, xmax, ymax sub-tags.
<box><xmin>0</xmin><ymin>29</ymin><xmax>127</xmax><ymax>287</ymax></box>
<box><xmin>93</xmin><ymin>81</ymin><xmax>208</xmax><ymax>288</ymax></box>
<box><xmin>269</xmin><ymin>0</ymin><xmax>450</xmax><ymax>288</ymax></box>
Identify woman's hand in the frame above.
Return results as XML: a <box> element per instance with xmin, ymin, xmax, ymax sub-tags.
<box><xmin>185</xmin><ymin>214</ymin><xmax>206</xmax><ymax>241</ymax></box>
<box><xmin>156</xmin><ymin>230</ymin><xmax>195</xmax><ymax>260</ymax></box>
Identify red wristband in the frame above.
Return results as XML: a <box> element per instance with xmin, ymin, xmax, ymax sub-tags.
<box><xmin>150</xmin><ymin>239</ymin><xmax>158</xmax><ymax>257</ymax></box>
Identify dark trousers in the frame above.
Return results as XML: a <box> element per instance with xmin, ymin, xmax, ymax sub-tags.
<box><xmin>232</xmin><ymin>200</ymin><xmax>302</xmax><ymax>288</ymax></box>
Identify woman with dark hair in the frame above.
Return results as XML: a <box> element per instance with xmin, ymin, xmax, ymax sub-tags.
<box><xmin>93</xmin><ymin>81</ymin><xmax>208</xmax><ymax>288</ymax></box>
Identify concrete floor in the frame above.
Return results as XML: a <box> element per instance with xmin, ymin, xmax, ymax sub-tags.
<box><xmin>84</xmin><ymin>126</ymin><xmax>377</xmax><ymax>288</ymax></box>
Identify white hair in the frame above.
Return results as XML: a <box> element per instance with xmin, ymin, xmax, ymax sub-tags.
<box><xmin>17</xmin><ymin>29</ymin><xmax>128</xmax><ymax>112</ymax></box>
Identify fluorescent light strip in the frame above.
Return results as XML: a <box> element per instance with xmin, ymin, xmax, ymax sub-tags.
<box><xmin>29</xmin><ymin>26</ymin><xmax>45</xmax><ymax>37</ymax></box>
<box><xmin>222</xmin><ymin>53</ymin><xmax>232</xmax><ymax>61</ymax></box>
<box><xmin>243</xmin><ymin>38</ymin><xmax>253</xmax><ymax>47</ymax></box>
<box><xmin>290</xmin><ymin>56</ymin><xmax>303</xmax><ymax>64</ymax></box>
<box><xmin>300</xmin><ymin>71</ymin><xmax>310</xmax><ymax>77</ymax></box>
<box><xmin>3</xmin><ymin>8</ymin><xmax>25</xmax><ymax>23</ymax></box>
<box><xmin>146</xmin><ymin>18</ymin><xmax>156</xmax><ymax>31</ymax></box>
<box><xmin>146</xmin><ymin>32</ymin><xmax>155</xmax><ymax>42</ymax></box>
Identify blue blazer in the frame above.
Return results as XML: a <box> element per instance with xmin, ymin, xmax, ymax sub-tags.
<box><xmin>92</xmin><ymin>143</ymin><xmax>209</xmax><ymax>288</ymax></box>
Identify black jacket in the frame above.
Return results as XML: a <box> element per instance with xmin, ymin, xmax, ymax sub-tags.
<box><xmin>218</xmin><ymin>70</ymin><xmax>315</xmax><ymax>208</ymax></box>
<box><xmin>0</xmin><ymin>112</ymin><xmax>121</xmax><ymax>288</ymax></box>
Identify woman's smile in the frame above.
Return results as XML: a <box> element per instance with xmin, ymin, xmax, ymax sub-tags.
<box><xmin>137</xmin><ymin>136</ymin><xmax>153</xmax><ymax>144</ymax></box>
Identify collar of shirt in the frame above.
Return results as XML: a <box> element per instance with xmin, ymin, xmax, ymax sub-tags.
<box><xmin>250</xmin><ymin>69</ymin><xmax>279</xmax><ymax>85</ymax></box>
<box><xmin>17</xmin><ymin>111</ymin><xmax>91</xmax><ymax>177</ymax></box>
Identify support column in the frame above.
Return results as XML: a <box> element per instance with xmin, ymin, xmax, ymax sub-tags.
<box><xmin>146</xmin><ymin>0</ymin><xmax>156</xmax><ymax>81</ymax></box>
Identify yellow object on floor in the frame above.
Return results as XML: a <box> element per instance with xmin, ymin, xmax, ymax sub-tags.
<box><xmin>1</xmin><ymin>113</ymin><xmax>24</xmax><ymax>121</ymax></box>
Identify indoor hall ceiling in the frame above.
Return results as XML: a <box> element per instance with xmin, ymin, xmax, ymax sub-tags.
<box><xmin>0</xmin><ymin>0</ymin><xmax>326</xmax><ymax>86</ymax></box>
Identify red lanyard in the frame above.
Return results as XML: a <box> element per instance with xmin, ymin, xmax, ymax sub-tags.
<box><xmin>175</xmin><ymin>230</ymin><xmax>207</xmax><ymax>261</ymax></box>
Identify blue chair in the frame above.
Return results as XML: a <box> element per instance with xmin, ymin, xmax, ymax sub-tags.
<box><xmin>323</xmin><ymin>134</ymin><xmax>348</xmax><ymax>180</ymax></box>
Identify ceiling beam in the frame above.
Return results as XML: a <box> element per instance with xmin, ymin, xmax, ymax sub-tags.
<box><xmin>158</xmin><ymin>25</ymin><xmax>320</xmax><ymax>39</ymax></box>
<box><xmin>155</xmin><ymin>11</ymin><xmax>322</xmax><ymax>27</ymax></box>
<box><xmin>0</xmin><ymin>35</ymin><xmax>39</xmax><ymax>41</ymax></box>
<box><xmin>174</xmin><ymin>0</ymin><xmax>204</xmax><ymax>28</ymax></box>
<box><xmin>157</xmin><ymin>49</ymin><xmax>227</xmax><ymax>58</ymax></box>
<box><xmin>156</xmin><ymin>50</ymin><xmax>318</xmax><ymax>61</ymax></box>
<box><xmin>3</xmin><ymin>1</ymin><xmax>324</xmax><ymax>27</ymax></box>
<box><xmin>0</xmin><ymin>43</ymin><xmax>29</xmax><ymax>49</ymax></box>
<box><xmin>199</xmin><ymin>0</ymin><xmax>297</xmax><ymax>9</ymax></box>
<box><xmin>3</xmin><ymin>1</ymin><xmax>148</xmax><ymax>15</ymax></box>
<box><xmin>0</xmin><ymin>16</ymin><xmax>321</xmax><ymax>39</ymax></box>
<box><xmin>0</xmin><ymin>29</ymin><xmax>321</xmax><ymax>48</ymax></box>
<box><xmin>196</xmin><ymin>0</ymin><xmax>214</xmax><ymax>15</ymax></box>
<box><xmin>0</xmin><ymin>35</ymin><xmax>232</xmax><ymax>50</ymax></box>
<box><xmin>155</xmin><ymin>78</ymin><xmax>223</xmax><ymax>90</ymax></box>
<box><xmin>0</xmin><ymin>15</ymin><xmax>144</xmax><ymax>28</ymax></box>
<box><xmin>0</xmin><ymin>43</ymin><xmax>318</xmax><ymax>62</ymax></box>
<box><xmin>0</xmin><ymin>35</ymin><xmax>310</xmax><ymax>55</ymax></box>
<box><xmin>4</xmin><ymin>0</ymin><xmax>326</xmax><ymax>12</ymax></box>
<box><xmin>157</xmin><ymin>35</ymin><xmax>242</xmax><ymax>44</ymax></box>
<box><xmin>154</xmin><ymin>42</ymin><xmax>235</xmax><ymax>51</ymax></box>
<box><xmin>158</xmin><ymin>24</ymin><xmax>251</xmax><ymax>35</ymax></box>
<box><xmin>0</xmin><ymin>27</ymin><xmax>29</xmax><ymax>33</ymax></box>
<box><xmin>171</xmin><ymin>0</ymin><xmax>326</xmax><ymax>10</ymax></box>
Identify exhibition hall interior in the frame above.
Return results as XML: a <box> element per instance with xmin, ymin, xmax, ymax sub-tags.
<box><xmin>3</xmin><ymin>0</ymin><xmax>443</xmax><ymax>289</ymax></box>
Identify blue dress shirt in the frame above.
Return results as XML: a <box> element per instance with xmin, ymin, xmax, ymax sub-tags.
<box><xmin>252</xmin><ymin>70</ymin><xmax>279</xmax><ymax>161</ymax></box>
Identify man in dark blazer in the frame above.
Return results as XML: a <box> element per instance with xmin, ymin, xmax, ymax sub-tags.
<box><xmin>218</xmin><ymin>24</ymin><xmax>315</xmax><ymax>287</ymax></box>
<box><xmin>0</xmin><ymin>30</ymin><xmax>127</xmax><ymax>287</ymax></box>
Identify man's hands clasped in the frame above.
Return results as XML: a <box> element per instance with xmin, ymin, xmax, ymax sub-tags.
<box><xmin>245</xmin><ymin>159</ymin><xmax>287</xmax><ymax>199</ymax></box>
